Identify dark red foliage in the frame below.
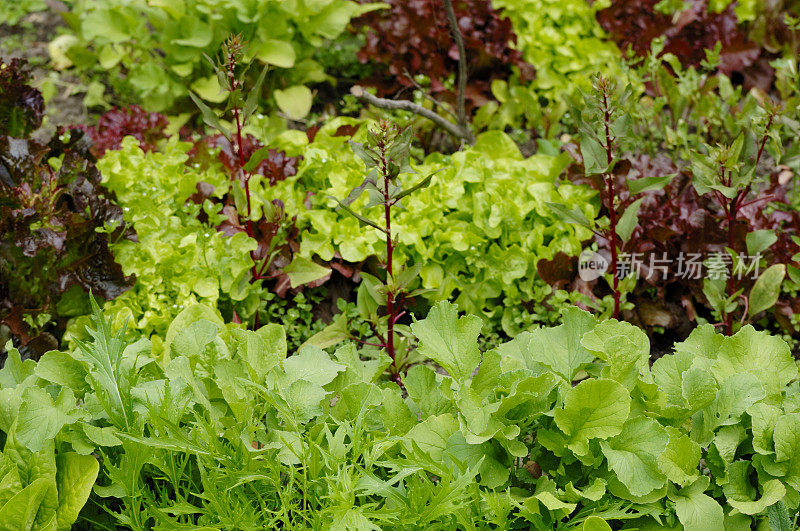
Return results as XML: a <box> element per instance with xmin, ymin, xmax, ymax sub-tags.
<box><xmin>352</xmin><ymin>0</ymin><xmax>534</xmax><ymax>112</ymax></box>
<box><xmin>1</xmin><ymin>70</ymin><xmax>134</xmax><ymax>359</ymax></box>
<box><xmin>0</xmin><ymin>130</ymin><xmax>134</xmax><ymax>358</ymax></box>
<box><xmin>0</xmin><ymin>58</ymin><xmax>44</xmax><ymax>138</ymax></box>
<box><xmin>555</xmin><ymin>149</ymin><xmax>800</xmax><ymax>334</ymax></box>
<box><xmin>189</xmin><ymin>133</ymin><xmax>300</xmax><ymax>186</ymax></box>
<box><xmin>595</xmin><ymin>0</ymin><xmax>769</xmax><ymax>89</ymax></box>
<box><xmin>76</xmin><ymin>105</ymin><xmax>169</xmax><ymax>158</ymax></box>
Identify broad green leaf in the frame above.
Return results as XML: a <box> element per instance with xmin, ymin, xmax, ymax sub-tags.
<box><xmin>554</xmin><ymin>378</ymin><xmax>631</xmax><ymax>456</ymax></box>
<box><xmin>713</xmin><ymin>325</ymin><xmax>797</xmax><ymax>396</ymax></box>
<box><xmin>163</xmin><ymin>304</ymin><xmax>224</xmax><ymax>362</ymax></box>
<box><xmin>55</xmin><ymin>452</ymin><xmax>99</xmax><ymax>529</ymax></box>
<box><xmin>773</xmin><ymin>414</ymin><xmax>800</xmax><ymax>492</ymax></box>
<box><xmin>35</xmin><ymin>351</ymin><xmax>88</xmax><ymax>393</ymax></box>
<box><xmin>17</xmin><ymin>387</ymin><xmax>81</xmax><ymax>453</ymax></box>
<box><xmin>256</xmin><ymin>39</ymin><xmax>296</xmax><ymax>68</ymax></box>
<box><xmin>580</xmin><ymin>135</ymin><xmax>608</xmax><ymax>175</ymax></box>
<box><xmin>669</xmin><ymin>477</ymin><xmax>724</xmax><ymax>531</ymax></box>
<box><xmin>527</xmin><ymin>306</ymin><xmax>597</xmax><ymax>382</ymax></box>
<box><xmin>232</xmin><ymin>327</ymin><xmax>285</xmax><ymax>383</ymax></box>
<box><xmin>274</xmin><ymin>85</ymin><xmax>313</xmax><ymax>120</ymax></box>
<box><xmin>658</xmin><ymin>427</ymin><xmax>701</xmax><ymax>486</ymax></box>
<box><xmin>724</xmin><ymin>461</ymin><xmax>785</xmax><ymax>515</ymax></box>
<box><xmin>403</xmin><ymin>413</ymin><xmax>459</xmax><ymax>461</ymax></box>
<box><xmin>748</xmin><ymin>402</ymin><xmax>782</xmax><ymax>455</ymax></box>
<box><xmin>0</xmin><ymin>477</ymin><xmax>51</xmax><ymax>531</ymax></box>
<box><xmin>410</xmin><ymin>301</ymin><xmax>483</xmax><ymax>381</ymax></box>
<box><xmin>256</xmin><ymin>323</ymin><xmax>287</xmax><ymax>360</ymax></box>
<box><xmin>582</xmin><ymin>320</ymin><xmax>650</xmax><ymax>389</ymax></box>
<box><xmin>283</xmin><ymin>256</ymin><xmax>331</xmax><ymax>288</ymax></box>
<box><xmin>190</xmin><ymin>76</ymin><xmax>227</xmax><ymax>103</ymax></box>
<box><xmin>81</xmin><ymin>424</ymin><xmax>122</xmax><ymax>447</ymax></box>
<box><xmin>582</xmin><ymin>516</ymin><xmax>612</xmax><ymax>531</ymax></box>
<box><xmin>695</xmin><ymin>373</ymin><xmax>765</xmax><ymax>444</ymax></box>
<box><xmin>600</xmin><ymin>417</ymin><xmax>668</xmax><ymax>497</ymax></box>
<box><xmin>616</xmin><ymin>197</ymin><xmax>643</xmax><ymax>242</ymax></box>
<box><xmin>746</xmin><ymin>230</ymin><xmax>778</xmax><ymax>256</ymax></box>
<box><xmin>748</xmin><ymin>264</ymin><xmax>786</xmax><ymax>317</ymax></box>
<box><xmin>282</xmin><ymin>345</ymin><xmax>345</xmax><ymax>387</ymax></box>
<box><xmin>170</xmin><ymin>318</ymin><xmax>220</xmax><ymax>359</ymax></box>
<box><xmin>0</xmin><ymin>344</ymin><xmax>36</xmax><ymax>388</ymax></box>
<box><xmin>767</xmin><ymin>501</ymin><xmax>792</xmax><ymax>531</ymax></box>
<box><xmin>284</xmin><ymin>379</ymin><xmax>327</xmax><ymax>424</ymax></box>
<box><xmin>301</xmin><ymin>314</ymin><xmax>349</xmax><ymax>350</ymax></box>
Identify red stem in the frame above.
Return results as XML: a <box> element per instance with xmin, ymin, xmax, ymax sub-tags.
<box><xmin>381</xmin><ymin>140</ymin><xmax>397</xmax><ymax>372</ymax></box>
<box><xmin>226</xmin><ymin>48</ymin><xmax>261</xmax><ymax>328</ymax></box>
<box><xmin>602</xmin><ymin>89</ymin><xmax>620</xmax><ymax>319</ymax></box>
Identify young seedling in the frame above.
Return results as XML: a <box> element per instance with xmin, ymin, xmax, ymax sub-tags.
<box><xmin>328</xmin><ymin>120</ymin><xmax>436</xmax><ymax>382</ymax></box>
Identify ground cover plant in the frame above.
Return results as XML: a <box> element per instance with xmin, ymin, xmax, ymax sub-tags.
<box><xmin>2</xmin><ymin>0</ymin><xmax>800</xmax><ymax>528</ymax></box>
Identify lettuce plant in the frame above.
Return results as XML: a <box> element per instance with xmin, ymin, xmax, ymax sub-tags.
<box><xmin>351</xmin><ymin>0</ymin><xmax>533</xmax><ymax>115</ymax></box>
<box><xmin>0</xmin><ymin>58</ymin><xmax>132</xmax><ymax>359</ymax></box>
<box><xmin>270</xmin><ymin>118</ymin><xmax>593</xmax><ymax>337</ymax></box>
<box><xmin>56</xmin><ymin>0</ymin><xmax>381</xmax><ymax>113</ymax></box>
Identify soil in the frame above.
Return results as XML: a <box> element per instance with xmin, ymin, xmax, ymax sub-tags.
<box><xmin>0</xmin><ymin>1</ymin><xmax>88</xmax><ymax>139</ymax></box>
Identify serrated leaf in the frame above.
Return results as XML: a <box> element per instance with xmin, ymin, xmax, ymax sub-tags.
<box><xmin>410</xmin><ymin>301</ymin><xmax>483</xmax><ymax>381</ymax></box>
<box><xmin>17</xmin><ymin>387</ymin><xmax>81</xmax><ymax>452</ymax></box>
<box><xmin>554</xmin><ymin>378</ymin><xmax>631</xmax><ymax>456</ymax></box>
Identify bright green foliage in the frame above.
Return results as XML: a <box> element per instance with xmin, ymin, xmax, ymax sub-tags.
<box><xmin>479</xmin><ymin>0</ymin><xmax>623</xmax><ymax>134</ymax></box>
<box><xmin>272</xmin><ymin>118</ymin><xmax>597</xmax><ymax>328</ymax></box>
<box><xmin>0</xmin><ymin>0</ymin><xmax>47</xmax><ymax>25</ymax></box>
<box><xmin>64</xmin><ymin>136</ymin><xmax>265</xmax><ymax>352</ymax></box>
<box><xmin>0</xmin><ymin>344</ymin><xmax>99</xmax><ymax>531</ymax></box>
<box><xmin>6</xmin><ymin>298</ymin><xmax>800</xmax><ymax>527</ymax></box>
<box><xmin>56</xmin><ymin>0</ymin><xmax>381</xmax><ymax>111</ymax></box>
